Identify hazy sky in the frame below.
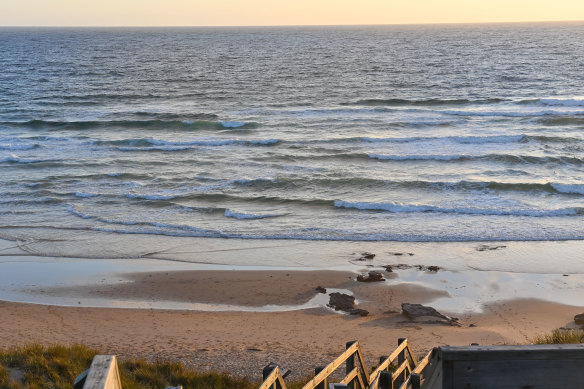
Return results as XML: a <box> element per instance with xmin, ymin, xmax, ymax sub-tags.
<box><xmin>1</xmin><ymin>0</ymin><xmax>583</xmax><ymax>26</ymax></box>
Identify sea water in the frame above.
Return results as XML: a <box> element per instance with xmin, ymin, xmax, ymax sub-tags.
<box><xmin>1</xmin><ymin>24</ymin><xmax>584</xmax><ymax>259</ymax></box>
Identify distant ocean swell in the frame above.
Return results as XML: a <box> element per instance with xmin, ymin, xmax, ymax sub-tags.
<box><xmin>2</xmin><ymin>26</ymin><xmax>584</xmax><ymax>244</ymax></box>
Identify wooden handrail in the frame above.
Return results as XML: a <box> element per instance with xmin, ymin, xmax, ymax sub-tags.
<box><xmin>261</xmin><ymin>339</ymin><xmax>423</xmax><ymax>389</ymax></box>
<box><xmin>398</xmin><ymin>350</ymin><xmax>432</xmax><ymax>389</ymax></box>
<box><xmin>370</xmin><ymin>340</ymin><xmax>408</xmax><ymax>379</ymax></box>
<box><xmin>340</xmin><ymin>367</ymin><xmax>359</xmax><ymax>385</ymax></box>
<box><xmin>391</xmin><ymin>359</ymin><xmax>411</xmax><ymax>382</ymax></box>
<box><xmin>302</xmin><ymin>342</ymin><xmax>364</xmax><ymax>389</ymax></box>
<box><xmin>354</xmin><ymin>343</ymin><xmax>370</xmax><ymax>384</ymax></box>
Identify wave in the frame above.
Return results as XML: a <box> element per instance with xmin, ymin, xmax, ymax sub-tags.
<box><xmin>0</xmin><ymin>155</ymin><xmax>60</xmax><ymax>164</ymax></box>
<box><xmin>345</xmin><ymin>98</ymin><xmax>507</xmax><ymax>106</ymax></box>
<box><xmin>368</xmin><ymin>153</ymin><xmax>584</xmax><ymax>164</ymax></box>
<box><xmin>550</xmin><ymin>183</ymin><xmax>584</xmax><ymax>195</ymax></box>
<box><xmin>531</xmin><ymin>98</ymin><xmax>584</xmax><ymax>107</ymax></box>
<box><xmin>0</xmin><ymin>143</ymin><xmax>39</xmax><ymax>151</ymax></box>
<box><xmin>224</xmin><ymin>209</ymin><xmax>283</xmax><ymax>220</ymax></box>
<box><xmin>74</xmin><ymin>192</ymin><xmax>100</xmax><ymax>198</ymax></box>
<box><xmin>125</xmin><ymin>193</ymin><xmax>180</xmax><ymax>201</ymax></box>
<box><xmin>0</xmin><ymin>119</ymin><xmax>260</xmax><ymax>131</ymax></box>
<box><xmin>345</xmin><ymin>97</ymin><xmax>584</xmax><ymax>109</ymax></box>
<box><xmin>117</xmin><ymin>146</ymin><xmax>192</xmax><ymax>152</ymax></box>
<box><xmin>98</xmin><ymin>137</ymin><xmax>280</xmax><ymax>150</ymax></box>
<box><xmin>538</xmin><ymin>117</ymin><xmax>584</xmax><ymax>126</ymax></box>
<box><xmin>315</xmin><ymin>133</ymin><xmax>575</xmax><ymax>145</ymax></box>
<box><xmin>441</xmin><ymin>109</ymin><xmax>584</xmax><ymax>118</ymax></box>
<box><xmin>230</xmin><ymin>176</ymin><xmax>584</xmax><ymax>196</ymax></box>
<box><xmin>131</xmin><ymin>112</ymin><xmax>219</xmax><ymax>120</ymax></box>
<box><xmin>334</xmin><ymin>200</ymin><xmax>584</xmax><ymax>217</ymax></box>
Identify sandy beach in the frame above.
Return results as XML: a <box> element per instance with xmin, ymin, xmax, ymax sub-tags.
<box><xmin>1</xmin><ymin>268</ymin><xmax>582</xmax><ymax>379</ymax></box>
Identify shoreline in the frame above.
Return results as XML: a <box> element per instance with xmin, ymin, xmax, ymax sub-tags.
<box><xmin>1</xmin><ymin>236</ymin><xmax>583</xmax><ymax>378</ymax></box>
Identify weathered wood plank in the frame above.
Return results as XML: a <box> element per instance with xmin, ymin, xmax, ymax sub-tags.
<box><xmin>83</xmin><ymin>355</ymin><xmax>122</xmax><ymax>389</ymax></box>
<box><xmin>439</xmin><ymin>344</ymin><xmax>584</xmax><ymax>361</ymax></box>
<box><xmin>449</xmin><ymin>359</ymin><xmax>584</xmax><ymax>389</ymax></box>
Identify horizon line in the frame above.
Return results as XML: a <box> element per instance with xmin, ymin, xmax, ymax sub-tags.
<box><xmin>2</xmin><ymin>19</ymin><xmax>584</xmax><ymax>28</ymax></box>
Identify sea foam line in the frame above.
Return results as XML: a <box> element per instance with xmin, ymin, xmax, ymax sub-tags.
<box><xmin>334</xmin><ymin>200</ymin><xmax>584</xmax><ymax>217</ymax></box>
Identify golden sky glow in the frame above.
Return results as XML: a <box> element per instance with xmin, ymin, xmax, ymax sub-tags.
<box><xmin>1</xmin><ymin>0</ymin><xmax>584</xmax><ymax>26</ymax></box>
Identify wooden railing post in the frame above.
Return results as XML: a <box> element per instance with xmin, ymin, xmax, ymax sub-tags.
<box><xmin>379</xmin><ymin>356</ymin><xmax>387</xmax><ymax>367</ymax></box>
<box><xmin>379</xmin><ymin>371</ymin><xmax>392</xmax><ymax>389</ymax></box>
<box><xmin>410</xmin><ymin>373</ymin><xmax>421</xmax><ymax>389</ymax></box>
<box><xmin>346</xmin><ymin>341</ymin><xmax>356</xmax><ymax>389</ymax></box>
<box><xmin>396</xmin><ymin>339</ymin><xmax>407</xmax><ymax>388</ymax></box>
<box><xmin>263</xmin><ymin>363</ymin><xmax>280</xmax><ymax>389</ymax></box>
<box><xmin>315</xmin><ymin>366</ymin><xmax>326</xmax><ymax>389</ymax></box>
<box><xmin>83</xmin><ymin>355</ymin><xmax>122</xmax><ymax>389</ymax></box>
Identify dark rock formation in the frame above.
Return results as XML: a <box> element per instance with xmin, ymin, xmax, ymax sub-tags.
<box><xmin>477</xmin><ymin>244</ymin><xmax>507</xmax><ymax>252</ymax></box>
<box><xmin>575</xmin><ymin>313</ymin><xmax>584</xmax><ymax>325</ymax></box>
<box><xmin>315</xmin><ymin>286</ymin><xmax>327</xmax><ymax>294</ymax></box>
<box><xmin>327</xmin><ymin>292</ymin><xmax>369</xmax><ymax>316</ymax></box>
<box><xmin>401</xmin><ymin>303</ymin><xmax>458</xmax><ymax>325</ymax></box>
<box><xmin>357</xmin><ymin>271</ymin><xmax>384</xmax><ymax>282</ymax></box>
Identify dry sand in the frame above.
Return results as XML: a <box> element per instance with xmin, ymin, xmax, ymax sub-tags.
<box><xmin>1</xmin><ymin>269</ymin><xmax>582</xmax><ymax>379</ymax></box>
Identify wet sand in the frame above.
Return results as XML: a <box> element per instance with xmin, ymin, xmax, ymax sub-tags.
<box><xmin>1</xmin><ymin>269</ymin><xmax>582</xmax><ymax>378</ymax></box>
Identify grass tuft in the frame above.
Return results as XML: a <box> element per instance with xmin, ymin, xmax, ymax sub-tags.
<box><xmin>0</xmin><ymin>343</ymin><xmax>265</xmax><ymax>389</ymax></box>
<box><xmin>532</xmin><ymin>328</ymin><xmax>584</xmax><ymax>344</ymax></box>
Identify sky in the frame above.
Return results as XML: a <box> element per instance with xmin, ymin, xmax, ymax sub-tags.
<box><xmin>1</xmin><ymin>0</ymin><xmax>583</xmax><ymax>26</ymax></box>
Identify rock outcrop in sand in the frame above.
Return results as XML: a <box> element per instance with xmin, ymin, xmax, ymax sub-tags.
<box><xmin>356</xmin><ymin>271</ymin><xmax>384</xmax><ymax>282</ymax></box>
<box><xmin>401</xmin><ymin>303</ymin><xmax>460</xmax><ymax>326</ymax></box>
<box><xmin>328</xmin><ymin>293</ymin><xmax>369</xmax><ymax>316</ymax></box>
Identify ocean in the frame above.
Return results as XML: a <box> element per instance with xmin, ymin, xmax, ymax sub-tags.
<box><xmin>1</xmin><ymin>23</ymin><xmax>584</xmax><ymax>257</ymax></box>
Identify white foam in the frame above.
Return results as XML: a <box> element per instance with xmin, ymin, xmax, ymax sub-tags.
<box><xmin>0</xmin><ymin>143</ymin><xmax>38</xmax><ymax>151</ymax></box>
<box><xmin>334</xmin><ymin>200</ymin><xmax>584</xmax><ymax>217</ymax></box>
<box><xmin>117</xmin><ymin>146</ymin><xmax>192</xmax><ymax>152</ymax></box>
<box><xmin>75</xmin><ymin>192</ymin><xmax>99</xmax><ymax>198</ymax></box>
<box><xmin>224</xmin><ymin>209</ymin><xmax>282</xmax><ymax>220</ymax></box>
<box><xmin>0</xmin><ymin>155</ymin><xmax>56</xmax><ymax>164</ymax></box>
<box><xmin>220</xmin><ymin>121</ymin><xmax>246</xmax><ymax>128</ymax></box>
<box><xmin>125</xmin><ymin>193</ymin><xmax>178</xmax><ymax>201</ymax></box>
<box><xmin>369</xmin><ymin>154</ymin><xmax>463</xmax><ymax>161</ymax></box>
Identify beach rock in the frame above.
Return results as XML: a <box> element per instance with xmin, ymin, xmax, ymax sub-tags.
<box><xmin>477</xmin><ymin>244</ymin><xmax>507</xmax><ymax>252</ymax></box>
<box><xmin>327</xmin><ymin>293</ymin><xmax>368</xmax><ymax>316</ymax></box>
<box><xmin>574</xmin><ymin>313</ymin><xmax>584</xmax><ymax>325</ymax></box>
<box><xmin>357</xmin><ymin>271</ymin><xmax>384</xmax><ymax>282</ymax></box>
<box><xmin>427</xmin><ymin>266</ymin><xmax>440</xmax><ymax>272</ymax></box>
<box><xmin>328</xmin><ymin>293</ymin><xmax>355</xmax><ymax>312</ymax></box>
<box><xmin>401</xmin><ymin>303</ymin><xmax>453</xmax><ymax>323</ymax></box>
<box><xmin>385</xmin><ymin>265</ymin><xmax>393</xmax><ymax>272</ymax></box>
<box><xmin>388</xmin><ymin>252</ymin><xmax>415</xmax><ymax>256</ymax></box>
<box><xmin>356</xmin><ymin>252</ymin><xmax>376</xmax><ymax>261</ymax></box>
<box><xmin>315</xmin><ymin>286</ymin><xmax>327</xmax><ymax>294</ymax></box>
